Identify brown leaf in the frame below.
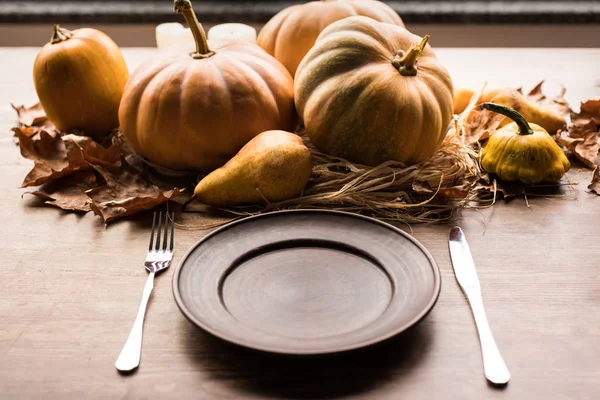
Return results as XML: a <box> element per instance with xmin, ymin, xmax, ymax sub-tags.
<box><xmin>12</xmin><ymin>126</ymin><xmax>38</xmax><ymax>139</ymax></box>
<box><xmin>460</xmin><ymin>107</ymin><xmax>505</xmax><ymax>144</ymax></box>
<box><xmin>588</xmin><ymin>166</ymin><xmax>600</xmax><ymax>195</ymax></box>
<box><xmin>23</xmin><ymin>171</ymin><xmax>97</xmax><ymax>212</ymax></box>
<box><xmin>68</xmin><ymin>135</ymin><xmax>122</xmax><ymax>168</ymax></box>
<box><xmin>15</xmin><ymin>127</ymin><xmax>127</xmax><ymax>187</ymax></box>
<box><xmin>15</xmin><ymin>129</ymin><xmax>89</xmax><ymax>187</ymax></box>
<box><xmin>579</xmin><ymin>99</ymin><xmax>600</xmax><ymax>125</ymax></box>
<box><xmin>477</xmin><ymin>178</ymin><xmax>525</xmax><ymax>199</ymax></box>
<box><xmin>525</xmin><ymin>81</ymin><xmax>571</xmax><ymax>116</ymax></box>
<box><xmin>558</xmin><ymin>99</ymin><xmax>600</xmax><ymax>168</ymax></box>
<box><xmin>11</xmin><ymin>102</ymin><xmax>48</xmax><ymax>126</ymax></box>
<box><xmin>87</xmin><ymin>159</ymin><xmax>181</xmax><ymax>223</ymax></box>
<box><xmin>412</xmin><ymin>181</ymin><xmax>470</xmax><ymax>199</ymax></box>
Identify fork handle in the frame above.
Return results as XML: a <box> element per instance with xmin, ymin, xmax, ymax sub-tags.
<box><xmin>466</xmin><ymin>290</ymin><xmax>511</xmax><ymax>385</ymax></box>
<box><xmin>115</xmin><ymin>272</ymin><xmax>155</xmax><ymax>372</ymax></box>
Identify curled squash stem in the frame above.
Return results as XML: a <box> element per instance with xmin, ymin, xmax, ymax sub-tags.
<box><xmin>173</xmin><ymin>0</ymin><xmax>215</xmax><ymax>59</ymax></box>
<box><xmin>482</xmin><ymin>102</ymin><xmax>535</xmax><ymax>136</ymax></box>
<box><xmin>392</xmin><ymin>34</ymin><xmax>430</xmax><ymax>76</ymax></box>
<box><xmin>51</xmin><ymin>25</ymin><xmax>73</xmax><ymax>44</ymax></box>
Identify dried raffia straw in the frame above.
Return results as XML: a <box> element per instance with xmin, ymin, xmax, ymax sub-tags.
<box><xmin>175</xmin><ymin>82</ymin><xmax>578</xmax><ymax>230</ymax></box>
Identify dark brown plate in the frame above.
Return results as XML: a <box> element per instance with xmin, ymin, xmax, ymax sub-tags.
<box><xmin>172</xmin><ymin>210</ymin><xmax>441</xmax><ymax>355</ymax></box>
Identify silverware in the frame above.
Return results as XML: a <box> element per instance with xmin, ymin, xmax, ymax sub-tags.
<box><xmin>115</xmin><ymin>211</ymin><xmax>175</xmax><ymax>372</ymax></box>
<box><xmin>448</xmin><ymin>227</ymin><xmax>510</xmax><ymax>385</ymax></box>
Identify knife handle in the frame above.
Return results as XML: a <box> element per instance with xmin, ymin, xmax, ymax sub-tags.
<box><xmin>465</xmin><ymin>291</ymin><xmax>511</xmax><ymax>385</ymax></box>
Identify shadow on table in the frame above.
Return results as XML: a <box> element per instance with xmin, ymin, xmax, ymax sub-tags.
<box><xmin>180</xmin><ymin>318</ymin><xmax>433</xmax><ymax>399</ymax></box>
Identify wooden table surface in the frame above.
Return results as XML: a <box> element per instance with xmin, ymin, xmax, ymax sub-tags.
<box><xmin>1</xmin><ymin>47</ymin><xmax>599</xmax><ymax>400</ymax></box>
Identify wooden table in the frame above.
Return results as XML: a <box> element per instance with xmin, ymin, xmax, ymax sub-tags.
<box><xmin>1</xmin><ymin>47</ymin><xmax>599</xmax><ymax>399</ymax></box>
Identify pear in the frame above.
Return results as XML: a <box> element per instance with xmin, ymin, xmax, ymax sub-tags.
<box><xmin>194</xmin><ymin>130</ymin><xmax>312</xmax><ymax>207</ymax></box>
<box><xmin>454</xmin><ymin>86</ymin><xmax>566</xmax><ymax>134</ymax></box>
<box><xmin>488</xmin><ymin>89</ymin><xmax>566</xmax><ymax>134</ymax></box>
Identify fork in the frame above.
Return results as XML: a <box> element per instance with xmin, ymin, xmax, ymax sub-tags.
<box><xmin>115</xmin><ymin>211</ymin><xmax>175</xmax><ymax>372</ymax></box>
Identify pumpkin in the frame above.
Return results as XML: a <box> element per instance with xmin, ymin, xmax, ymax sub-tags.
<box><xmin>257</xmin><ymin>0</ymin><xmax>404</xmax><ymax>77</ymax></box>
<box><xmin>480</xmin><ymin>102</ymin><xmax>570</xmax><ymax>184</ymax></box>
<box><xmin>33</xmin><ymin>25</ymin><xmax>129</xmax><ymax>138</ymax></box>
<box><xmin>118</xmin><ymin>0</ymin><xmax>295</xmax><ymax>172</ymax></box>
<box><xmin>295</xmin><ymin>16</ymin><xmax>453</xmax><ymax>166</ymax></box>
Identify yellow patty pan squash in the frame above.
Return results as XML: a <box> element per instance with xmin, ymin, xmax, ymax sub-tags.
<box><xmin>295</xmin><ymin>16</ymin><xmax>454</xmax><ymax>166</ymax></box>
<box><xmin>480</xmin><ymin>102</ymin><xmax>570</xmax><ymax>184</ymax></box>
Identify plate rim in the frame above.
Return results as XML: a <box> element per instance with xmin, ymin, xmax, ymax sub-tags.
<box><xmin>172</xmin><ymin>209</ymin><xmax>442</xmax><ymax>355</ymax></box>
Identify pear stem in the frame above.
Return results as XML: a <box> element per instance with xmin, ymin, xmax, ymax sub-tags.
<box><xmin>391</xmin><ymin>35</ymin><xmax>430</xmax><ymax>76</ymax></box>
<box><xmin>173</xmin><ymin>0</ymin><xmax>215</xmax><ymax>59</ymax></box>
<box><xmin>51</xmin><ymin>25</ymin><xmax>73</xmax><ymax>44</ymax></box>
<box><xmin>482</xmin><ymin>102</ymin><xmax>535</xmax><ymax>136</ymax></box>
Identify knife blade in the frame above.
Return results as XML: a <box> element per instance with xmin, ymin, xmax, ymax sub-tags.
<box><xmin>449</xmin><ymin>227</ymin><xmax>511</xmax><ymax>385</ymax></box>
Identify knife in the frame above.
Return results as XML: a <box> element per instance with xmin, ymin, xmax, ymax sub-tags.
<box><xmin>448</xmin><ymin>227</ymin><xmax>511</xmax><ymax>385</ymax></box>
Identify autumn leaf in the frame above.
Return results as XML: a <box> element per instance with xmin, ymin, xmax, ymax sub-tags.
<box><xmin>557</xmin><ymin>99</ymin><xmax>600</xmax><ymax>168</ymax></box>
<box><xmin>412</xmin><ymin>181</ymin><xmax>470</xmax><ymax>199</ymax></box>
<box><xmin>580</xmin><ymin>99</ymin><xmax>600</xmax><ymax>123</ymax></box>
<box><xmin>587</xmin><ymin>166</ymin><xmax>600</xmax><ymax>195</ymax></box>
<box><xmin>15</xmin><ymin>129</ymin><xmax>89</xmax><ymax>187</ymax></box>
<box><xmin>23</xmin><ymin>171</ymin><xmax>97</xmax><ymax>212</ymax></box>
<box><xmin>459</xmin><ymin>107</ymin><xmax>505</xmax><ymax>144</ymax></box>
<box><xmin>11</xmin><ymin>102</ymin><xmax>48</xmax><ymax>127</ymax></box>
<box><xmin>14</xmin><ymin>127</ymin><xmax>126</xmax><ymax>188</ymax></box>
<box><xmin>524</xmin><ymin>81</ymin><xmax>571</xmax><ymax>116</ymax></box>
<box><xmin>87</xmin><ymin>158</ymin><xmax>182</xmax><ymax>223</ymax></box>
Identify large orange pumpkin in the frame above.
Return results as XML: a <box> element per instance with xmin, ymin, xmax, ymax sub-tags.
<box><xmin>295</xmin><ymin>16</ymin><xmax>454</xmax><ymax>166</ymax></box>
<box><xmin>33</xmin><ymin>25</ymin><xmax>129</xmax><ymax>138</ymax></box>
<box><xmin>257</xmin><ymin>0</ymin><xmax>404</xmax><ymax>77</ymax></box>
<box><xmin>119</xmin><ymin>0</ymin><xmax>295</xmax><ymax>172</ymax></box>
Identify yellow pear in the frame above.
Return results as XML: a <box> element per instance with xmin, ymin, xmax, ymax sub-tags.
<box><xmin>453</xmin><ymin>86</ymin><xmax>566</xmax><ymax>134</ymax></box>
<box><xmin>194</xmin><ymin>130</ymin><xmax>312</xmax><ymax>207</ymax></box>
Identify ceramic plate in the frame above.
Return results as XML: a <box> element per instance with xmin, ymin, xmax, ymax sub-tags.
<box><xmin>173</xmin><ymin>210</ymin><xmax>441</xmax><ymax>354</ymax></box>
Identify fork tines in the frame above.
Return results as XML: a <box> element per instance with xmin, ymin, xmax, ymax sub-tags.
<box><xmin>149</xmin><ymin>211</ymin><xmax>175</xmax><ymax>253</ymax></box>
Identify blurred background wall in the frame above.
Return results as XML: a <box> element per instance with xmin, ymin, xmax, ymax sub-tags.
<box><xmin>1</xmin><ymin>0</ymin><xmax>599</xmax><ymax>47</ymax></box>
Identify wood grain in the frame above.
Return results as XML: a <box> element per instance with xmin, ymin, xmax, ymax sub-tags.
<box><xmin>0</xmin><ymin>47</ymin><xmax>599</xmax><ymax>399</ymax></box>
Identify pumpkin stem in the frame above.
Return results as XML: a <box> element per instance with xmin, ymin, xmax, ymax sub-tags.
<box><xmin>173</xmin><ymin>0</ymin><xmax>215</xmax><ymax>59</ymax></box>
<box><xmin>482</xmin><ymin>102</ymin><xmax>535</xmax><ymax>136</ymax></box>
<box><xmin>392</xmin><ymin>35</ymin><xmax>429</xmax><ymax>76</ymax></box>
<box><xmin>51</xmin><ymin>25</ymin><xmax>73</xmax><ymax>44</ymax></box>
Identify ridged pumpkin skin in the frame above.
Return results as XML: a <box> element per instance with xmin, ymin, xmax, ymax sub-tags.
<box><xmin>33</xmin><ymin>26</ymin><xmax>129</xmax><ymax>138</ymax></box>
<box><xmin>295</xmin><ymin>16</ymin><xmax>453</xmax><ymax>166</ymax></box>
<box><xmin>119</xmin><ymin>1</ymin><xmax>295</xmax><ymax>172</ymax></box>
<box><xmin>257</xmin><ymin>0</ymin><xmax>404</xmax><ymax>77</ymax></box>
<box><xmin>480</xmin><ymin>103</ymin><xmax>570</xmax><ymax>184</ymax></box>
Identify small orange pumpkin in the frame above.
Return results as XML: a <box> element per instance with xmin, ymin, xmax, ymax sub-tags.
<box><xmin>33</xmin><ymin>25</ymin><xmax>129</xmax><ymax>138</ymax></box>
<box><xmin>257</xmin><ymin>0</ymin><xmax>404</xmax><ymax>77</ymax></box>
<box><xmin>119</xmin><ymin>0</ymin><xmax>295</xmax><ymax>172</ymax></box>
<box><xmin>295</xmin><ymin>17</ymin><xmax>453</xmax><ymax>166</ymax></box>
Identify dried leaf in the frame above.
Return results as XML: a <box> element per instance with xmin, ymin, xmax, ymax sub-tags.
<box><xmin>525</xmin><ymin>81</ymin><xmax>571</xmax><ymax>116</ymax></box>
<box><xmin>579</xmin><ymin>99</ymin><xmax>600</xmax><ymax>124</ymax></box>
<box><xmin>87</xmin><ymin>159</ymin><xmax>181</xmax><ymax>223</ymax></box>
<box><xmin>69</xmin><ymin>135</ymin><xmax>122</xmax><ymax>168</ymax></box>
<box><xmin>460</xmin><ymin>108</ymin><xmax>505</xmax><ymax>144</ymax></box>
<box><xmin>588</xmin><ymin>166</ymin><xmax>600</xmax><ymax>195</ymax></box>
<box><xmin>23</xmin><ymin>171</ymin><xmax>97</xmax><ymax>212</ymax></box>
<box><xmin>15</xmin><ymin>129</ymin><xmax>89</xmax><ymax>187</ymax></box>
<box><xmin>11</xmin><ymin>102</ymin><xmax>48</xmax><ymax>126</ymax></box>
<box><xmin>412</xmin><ymin>181</ymin><xmax>470</xmax><ymax>199</ymax></box>
<box><xmin>477</xmin><ymin>178</ymin><xmax>525</xmax><ymax>199</ymax></box>
<box><xmin>558</xmin><ymin>99</ymin><xmax>600</xmax><ymax>168</ymax></box>
<box><xmin>12</xmin><ymin>126</ymin><xmax>38</xmax><ymax>139</ymax></box>
<box><xmin>14</xmin><ymin>127</ymin><xmax>127</xmax><ymax>188</ymax></box>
